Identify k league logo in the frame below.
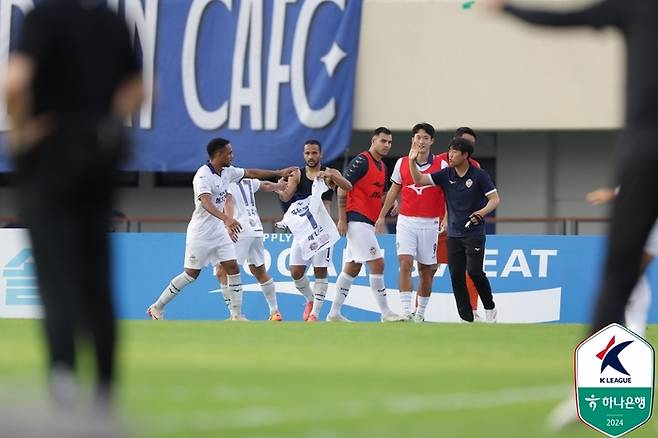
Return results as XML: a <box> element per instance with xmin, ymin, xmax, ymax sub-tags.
<box><xmin>575</xmin><ymin>323</ymin><xmax>655</xmax><ymax>437</ymax></box>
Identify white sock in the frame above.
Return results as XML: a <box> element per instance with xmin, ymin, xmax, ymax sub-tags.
<box><xmin>329</xmin><ymin>272</ymin><xmax>355</xmax><ymax>316</ymax></box>
<box><xmin>370</xmin><ymin>274</ymin><xmax>390</xmax><ymax>314</ymax></box>
<box><xmin>311</xmin><ymin>278</ymin><xmax>329</xmax><ymax>317</ymax></box>
<box><xmin>218</xmin><ymin>283</ymin><xmax>233</xmax><ymax>315</ymax></box>
<box><xmin>625</xmin><ymin>275</ymin><xmax>651</xmax><ymax>337</ymax></box>
<box><xmin>260</xmin><ymin>278</ymin><xmax>278</xmax><ymax>313</ymax></box>
<box><xmin>293</xmin><ymin>276</ymin><xmax>314</xmax><ymax>302</ymax></box>
<box><xmin>416</xmin><ymin>296</ymin><xmax>430</xmax><ymax>318</ymax></box>
<box><xmin>227</xmin><ymin>273</ymin><xmax>243</xmax><ymax>315</ymax></box>
<box><xmin>155</xmin><ymin>272</ymin><xmax>195</xmax><ymax>309</ymax></box>
<box><xmin>399</xmin><ymin>291</ymin><xmax>412</xmax><ymax>314</ymax></box>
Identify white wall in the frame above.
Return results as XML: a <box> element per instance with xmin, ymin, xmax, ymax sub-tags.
<box><xmin>355</xmin><ymin>0</ymin><xmax>624</xmax><ymax>130</ymax></box>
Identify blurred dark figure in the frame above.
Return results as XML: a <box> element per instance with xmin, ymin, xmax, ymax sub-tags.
<box><xmin>3</xmin><ymin>0</ymin><xmax>143</xmax><ymax>409</ymax></box>
<box><xmin>487</xmin><ymin>0</ymin><xmax>658</xmax><ymax>334</ymax></box>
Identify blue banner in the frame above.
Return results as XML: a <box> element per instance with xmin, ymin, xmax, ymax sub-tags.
<box><xmin>3</xmin><ymin>231</ymin><xmax>657</xmax><ymax>323</ymax></box>
<box><xmin>0</xmin><ymin>0</ymin><xmax>363</xmax><ymax>171</ymax></box>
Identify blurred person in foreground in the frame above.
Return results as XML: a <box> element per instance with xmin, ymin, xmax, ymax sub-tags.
<box><xmin>484</xmin><ymin>0</ymin><xmax>658</xmax><ymax>431</ymax></box>
<box><xmin>3</xmin><ymin>0</ymin><xmax>143</xmax><ymax>412</ymax></box>
<box><xmin>484</xmin><ymin>0</ymin><xmax>658</xmax><ymax>333</ymax></box>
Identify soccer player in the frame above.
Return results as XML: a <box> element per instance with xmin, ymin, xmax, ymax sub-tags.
<box><xmin>437</xmin><ymin>127</ymin><xmax>483</xmax><ymax>319</ymax></box>
<box><xmin>147</xmin><ymin>138</ymin><xmax>296</xmax><ymax>320</ymax></box>
<box><xmin>408</xmin><ymin>137</ymin><xmax>500</xmax><ymax>323</ymax></box>
<box><xmin>327</xmin><ymin>127</ymin><xmax>405</xmax><ymax>322</ymax></box>
<box><xmin>278</xmin><ymin>140</ymin><xmax>352</xmax><ymax>321</ymax></box>
<box><xmin>215</xmin><ymin>177</ymin><xmax>287</xmax><ymax>321</ymax></box>
<box><xmin>375</xmin><ymin>123</ymin><xmax>443</xmax><ymax>322</ymax></box>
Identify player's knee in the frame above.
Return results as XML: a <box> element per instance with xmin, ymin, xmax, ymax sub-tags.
<box><xmin>184</xmin><ymin>268</ymin><xmax>200</xmax><ymax>280</ymax></box>
<box><xmin>314</xmin><ymin>267</ymin><xmax>328</xmax><ymax>279</ymax></box>
<box><xmin>369</xmin><ymin>258</ymin><xmax>385</xmax><ymax>274</ymax></box>
<box><xmin>222</xmin><ymin>260</ymin><xmax>240</xmax><ymax>275</ymax></box>
<box><xmin>398</xmin><ymin>258</ymin><xmax>413</xmax><ymax>273</ymax></box>
<box><xmin>290</xmin><ymin>266</ymin><xmax>306</xmax><ymax>280</ymax></box>
<box><xmin>250</xmin><ymin>264</ymin><xmax>268</xmax><ymax>282</ymax></box>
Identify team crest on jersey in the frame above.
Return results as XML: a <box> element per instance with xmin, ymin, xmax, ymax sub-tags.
<box><xmin>369</xmin><ymin>247</ymin><xmax>377</xmax><ymax>256</ymax></box>
<box><xmin>310</xmin><ymin>242</ymin><xmax>319</xmax><ymax>251</ymax></box>
<box><xmin>465</xmin><ymin>179</ymin><xmax>473</xmax><ymax>188</ymax></box>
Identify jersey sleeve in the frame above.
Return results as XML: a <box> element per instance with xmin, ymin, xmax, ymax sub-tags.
<box><xmin>478</xmin><ymin>170</ymin><xmax>497</xmax><ymax>196</ymax></box>
<box><xmin>430</xmin><ymin>169</ymin><xmax>448</xmax><ymax>188</ymax></box>
<box><xmin>503</xmin><ymin>0</ymin><xmax>625</xmax><ymax>30</ymax></box>
<box><xmin>344</xmin><ymin>155</ymin><xmax>369</xmax><ymax>185</ymax></box>
<box><xmin>229</xmin><ymin>167</ymin><xmax>246</xmax><ymax>184</ymax></box>
<box><xmin>390</xmin><ymin>158</ymin><xmax>403</xmax><ymax>185</ymax></box>
<box><xmin>193</xmin><ymin>169</ymin><xmax>212</xmax><ymax>199</ymax></box>
<box><xmin>251</xmin><ymin>178</ymin><xmax>261</xmax><ymax>193</ymax></box>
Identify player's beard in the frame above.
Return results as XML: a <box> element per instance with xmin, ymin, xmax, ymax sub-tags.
<box><xmin>306</xmin><ymin>160</ymin><xmax>319</xmax><ymax>168</ymax></box>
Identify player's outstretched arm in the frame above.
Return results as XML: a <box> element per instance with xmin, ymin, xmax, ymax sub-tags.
<box><xmin>259</xmin><ymin>180</ymin><xmax>287</xmax><ymax>193</ymax></box>
<box><xmin>322</xmin><ymin>168</ymin><xmax>352</xmax><ymax>191</ymax></box>
<box><xmin>277</xmin><ymin>168</ymin><xmax>301</xmax><ymax>202</ymax></box>
<box><xmin>586</xmin><ymin>187</ymin><xmax>616</xmax><ymax>205</ymax></box>
<box><xmin>245</xmin><ymin>166</ymin><xmax>297</xmax><ymax>181</ymax></box>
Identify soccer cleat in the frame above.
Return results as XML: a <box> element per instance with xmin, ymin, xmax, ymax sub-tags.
<box><xmin>380</xmin><ymin>311</ymin><xmax>406</xmax><ymax>322</ymax></box>
<box><xmin>326</xmin><ymin>313</ymin><xmax>351</xmax><ymax>322</ymax></box>
<box><xmin>147</xmin><ymin>305</ymin><xmax>163</xmax><ymax>320</ymax></box>
<box><xmin>230</xmin><ymin>314</ymin><xmax>249</xmax><ymax>321</ymax></box>
<box><xmin>485</xmin><ymin>308</ymin><xmax>498</xmax><ymax>323</ymax></box>
<box><xmin>307</xmin><ymin>314</ymin><xmax>319</xmax><ymax>322</ymax></box>
<box><xmin>473</xmin><ymin>311</ymin><xmax>482</xmax><ymax>322</ymax></box>
<box><xmin>402</xmin><ymin>311</ymin><xmax>413</xmax><ymax>321</ymax></box>
<box><xmin>412</xmin><ymin>313</ymin><xmax>425</xmax><ymax>323</ymax></box>
<box><xmin>268</xmin><ymin>310</ymin><xmax>283</xmax><ymax>322</ymax></box>
<box><xmin>302</xmin><ymin>301</ymin><xmax>313</xmax><ymax>321</ymax></box>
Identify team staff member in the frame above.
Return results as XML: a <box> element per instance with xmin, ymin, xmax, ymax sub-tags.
<box><xmin>437</xmin><ymin>127</ymin><xmax>482</xmax><ymax>317</ymax></box>
<box><xmin>327</xmin><ymin>127</ymin><xmax>404</xmax><ymax>322</ymax></box>
<box><xmin>485</xmin><ymin>0</ymin><xmax>658</xmax><ymax>334</ymax></box>
<box><xmin>409</xmin><ymin>138</ymin><xmax>500</xmax><ymax>323</ymax></box>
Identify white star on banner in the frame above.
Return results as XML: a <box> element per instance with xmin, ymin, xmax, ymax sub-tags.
<box><xmin>320</xmin><ymin>42</ymin><xmax>347</xmax><ymax>77</ymax></box>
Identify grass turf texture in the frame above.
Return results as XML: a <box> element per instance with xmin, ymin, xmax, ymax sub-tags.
<box><xmin>1</xmin><ymin>320</ymin><xmax>656</xmax><ymax>438</ymax></box>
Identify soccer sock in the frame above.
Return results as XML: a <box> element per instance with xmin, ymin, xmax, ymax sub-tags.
<box><xmin>399</xmin><ymin>291</ymin><xmax>412</xmax><ymax>314</ymax></box>
<box><xmin>155</xmin><ymin>272</ymin><xmax>195</xmax><ymax>309</ymax></box>
<box><xmin>369</xmin><ymin>274</ymin><xmax>390</xmax><ymax>314</ymax></box>
<box><xmin>218</xmin><ymin>283</ymin><xmax>234</xmax><ymax>315</ymax></box>
<box><xmin>227</xmin><ymin>273</ymin><xmax>243</xmax><ymax>315</ymax></box>
<box><xmin>329</xmin><ymin>272</ymin><xmax>355</xmax><ymax>315</ymax></box>
<box><xmin>260</xmin><ymin>278</ymin><xmax>278</xmax><ymax>313</ymax></box>
<box><xmin>625</xmin><ymin>274</ymin><xmax>651</xmax><ymax>337</ymax></box>
<box><xmin>416</xmin><ymin>295</ymin><xmax>430</xmax><ymax>319</ymax></box>
<box><xmin>293</xmin><ymin>276</ymin><xmax>314</xmax><ymax>302</ymax></box>
<box><xmin>311</xmin><ymin>278</ymin><xmax>329</xmax><ymax>317</ymax></box>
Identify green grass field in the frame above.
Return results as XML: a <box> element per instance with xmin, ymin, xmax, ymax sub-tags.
<box><xmin>1</xmin><ymin>320</ymin><xmax>656</xmax><ymax>438</ymax></box>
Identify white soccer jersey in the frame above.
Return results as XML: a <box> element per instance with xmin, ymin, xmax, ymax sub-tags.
<box><xmin>277</xmin><ymin>178</ymin><xmax>339</xmax><ymax>260</ymax></box>
<box><xmin>186</xmin><ymin>163</ymin><xmax>245</xmax><ymax>244</ymax></box>
<box><xmin>229</xmin><ymin>178</ymin><xmax>264</xmax><ymax>238</ymax></box>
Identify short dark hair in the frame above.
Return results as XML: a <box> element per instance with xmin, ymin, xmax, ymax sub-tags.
<box><xmin>304</xmin><ymin>139</ymin><xmax>322</xmax><ymax>151</ymax></box>
<box><xmin>207</xmin><ymin>138</ymin><xmax>230</xmax><ymax>157</ymax></box>
<box><xmin>412</xmin><ymin>122</ymin><xmax>435</xmax><ymax>139</ymax></box>
<box><xmin>372</xmin><ymin>126</ymin><xmax>392</xmax><ymax>137</ymax></box>
<box><xmin>455</xmin><ymin>127</ymin><xmax>477</xmax><ymax>140</ymax></box>
<box><xmin>449</xmin><ymin>137</ymin><xmax>474</xmax><ymax>159</ymax></box>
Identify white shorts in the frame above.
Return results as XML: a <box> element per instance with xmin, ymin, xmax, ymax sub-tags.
<box><xmin>290</xmin><ymin>239</ymin><xmax>333</xmax><ymax>268</ymax></box>
<box><xmin>644</xmin><ymin>220</ymin><xmax>658</xmax><ymax>257</ymax></box>
<box><xmin>396</xmin><ymin>221</ymin><xmax>439</xmax><ymax>265</ymax></box>
<box><xmin>184</xmin><ymin>233</ymin><xmax>236</xmax><ymax>270</ymax></box>
<box><xmin>345</xmin><ymin>221</ymin><xmax>383</xmax><ymax>263</ymax></box>
<box><xmin>235</xmin><ymin>236</ymin><xmax>266</xmax><ymax>266</ymax></box>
